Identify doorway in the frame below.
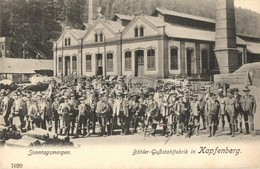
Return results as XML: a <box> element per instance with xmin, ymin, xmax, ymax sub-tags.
<box><xmin>135</xmin><ymin>50</ymin><xmax>144</xmax><ymax>77</ymax></box>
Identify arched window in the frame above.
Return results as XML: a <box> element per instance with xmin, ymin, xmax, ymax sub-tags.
<box><xmin>68</xmin><ymin>38</ymin><xmax>71</xmax><ymax>46</ymax></box>
<box><xmin>170</xmin><ymin>47</ymin><xmax>178</xmax><ymax>70</ymax></box>
<box><xmin>107</xmin><ymin>53</ymin><xmax>113</xmax><ymax>71</ymax></box>
<box><xmin>72</xmin><ymin>56</ymin><xmax>77</xmax><ymax>71</ymax></box>
<box><xmin>86</xmin><ymin>54</ymin><xmax>92</xmax><ymax>72</ymax></box>
<box><xmin>65</xmin><ymin>38</ymin><xmax>68</xmax><ymax>46</ymax></box>
<box><xmin>134</xmin><ymin>27</ymin><xmax>139</xmax><ymax>37</ymax></box>
<box><xmin>125</xmin><ymin>51</ymin><xmax>132</xmax><ymax>70</ymax></box>
<box><xmin>58</xmin><ymin>57</ymin><xmax>63</xmax><ymax>71</ymax></box>
<box><xmin>99</xmin><ymin>33</ymin><xmax>103</xmax><ymax>42</ymax></box>
<box><xmin>147</xmin><ymin>48</ymin><xmax>155</xmax><ymax>70</ymax></box>
<box><xmin>140</xmin><ymin>26</ymin><xmax>144</xmax><ymax>37</ymax></box>
<box><xmin>95</xmin><ymin>33</ymin><xmax>98</xmax><ymax>42</ymax></box>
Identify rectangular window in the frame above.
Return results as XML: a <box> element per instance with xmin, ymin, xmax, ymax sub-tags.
<box><xmin>1</xmin><ymin>44</ymin><xmax>4</xmax><ymax>50</ymax></box>
<box><xmin>147</xmin><ymin>49</ymin><xmax>155</xmax><ymax>70</ymax></box>
<box><xmin>107</xmin><ymin>53</ymin><xmax>113</xmax><ymax>71</ymax></box>
<box><xmin>68</xmin><ymin>38</ymin><xmax>71</xmax><ymax>46</ymax></box>
<box><xmin>170</xmin><ymin>48</ymin><xmax>178</xmax><ymax>70</ymax></box>
<box><xmin>125</xmin><ymin>51</ymin><xmax>132</xmax><ymax>70</ymax></box>
<box><xmin>86</xmin><ymin>55</ymin><xmax>92</xmax><ymax>72</ymax></box>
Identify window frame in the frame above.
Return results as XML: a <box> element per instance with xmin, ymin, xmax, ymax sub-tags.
<box><xmin>85</xmin><ymin>54</ymin><xmax>92</xmax><ymax>72</ymax></box>
<box><xmin>170</xmin><ymin>47</ymin><xmax>179</xmax><ymax>70</ymax></box>
<box><xmin>125</xmin><ymin>51</ymin><xmax>132</xmax><ymax>71</ymax></box>
<box><xmin>72</xmin><ymin>56</ymin><xmax>77</xmax><ymax>71</ymax></box>
<box><xmin>134</xmin><ymin>27</ymin><xmax>139</xmax><ymax>37</ymax></box>
<box><xmin>140</xmin><ymin>26</ymin><xmax>144</xmax><ymax>37</ymax></box>
<box><xmin>147</xmin><ymin>48</ymin><xmax>156</xmax><ymax>70</ymax></box>
<box><xmin>58</xmin><ymin>57</ymin><xmax>63</xmax><ymax>71</ymax></box>
<box><xmin>106</xmin><ymin>52</ymin><xmax>114</xmax><ymax>72</ymax></box>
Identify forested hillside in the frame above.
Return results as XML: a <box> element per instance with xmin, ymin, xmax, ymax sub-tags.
<box><xmin>0</xmin><ymin>0</ymin><xmax>259</xmax><ymax>59</ymax></box>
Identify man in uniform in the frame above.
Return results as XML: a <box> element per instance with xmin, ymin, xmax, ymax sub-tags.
<box><xmin>217</xmin><ymin>89</ymin><xmax>226</xmax><ymax>132</ymax></box>
<box><xmin>58</xmin><ymin>96</ymin><xmax>70</xmax><ymax>136</ymax></box>
<box><xmin>189</xmin><ymin>94</ymin><xmax>200</xmax><ymax>136</ymax></box>
<box><xmin>240</xmin><ymin>86</ymin><xmax>257</xmax><ymax>136</ymax></box>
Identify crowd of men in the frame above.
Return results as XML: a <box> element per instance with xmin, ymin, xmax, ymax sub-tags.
<box><xmin>0</xmin><ymin>76</ymin><xmax>257</xmax><ymax>139</ymax></box>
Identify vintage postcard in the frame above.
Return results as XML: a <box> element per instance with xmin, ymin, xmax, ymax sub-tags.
<box><xmin>0</xmin><ymin>0</ymin><xmax>260</xmax><ymax>168</ymax></box>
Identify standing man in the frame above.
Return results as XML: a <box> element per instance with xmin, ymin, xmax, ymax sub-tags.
<box><xmin>68</xmin><ymin>94</ymin><xmax>79</xmax><ymax>136</ymax></box>
<box><xmin>240</xmin><ymin>86</ymin><xmax>257</xmax><ymax>136</ymax></box>
<box><xmin>205</xmin><ymin>92</ymin><xmax>220</xmax><ymax>138</ymax></box>
<box><xmin>225</xmin><ymin>89</ymin><xmax>236</xmax><ymax>137</ymax></box>
<box><xmin>145</xmin><ymin>93</ymin><xmax>159</xmax><ymax>136</ymax></box>
<box><xmin>233</xmin><ymin>88</ymin><xmax>243</xmax><ymax>133</ymax></box>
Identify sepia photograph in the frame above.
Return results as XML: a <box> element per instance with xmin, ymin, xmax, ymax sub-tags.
<box><xmin>0</xmin><ymin>0</ymin><xmax>260</xmax><ymax>168</ymax></box>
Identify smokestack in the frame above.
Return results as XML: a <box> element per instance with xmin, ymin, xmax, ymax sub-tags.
<box><xmin>88</xmin><ymin>0</ymin><xmax>93</xmax><ymax>25</ymax></box>
<box><xmin>214</xmin><ymin>0</ymin><xmax>238</xmax><ymax>74</ymax></box>
<box><xmin>88</xmin><ymin>0</ymin><xmax>100</xmax><ymax>25</ymax></box>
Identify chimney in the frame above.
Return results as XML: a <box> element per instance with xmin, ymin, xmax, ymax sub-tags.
<box><xmin>214</xmin><ymin>0</ymin><xmax>238</xmax><ymax>74</ymax></box>
<box><xmin>88</xmin><ymin>0</ymin><xmax>100</xmax><ymax>25</ymax></box>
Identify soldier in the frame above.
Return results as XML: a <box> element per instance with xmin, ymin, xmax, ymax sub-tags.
<box><xmin>205</xmin><ymin>92</ymin><xmax>220</xmax><ymax>137</ymax></box>
<box><xmin>240</xmin><ymin>86</ymin><xmax>257</xmax><ymax>136</ymax></box>
<box><xmin>233</xmin><ymin>88</ymin><xmax>243</xmax><ymax>133</ymax></box>
<box><xmin>129</xmin><ymin>93</ymin><xmax>142</xmax><ymax>133</ymax></box>
<box><xmin>96</xmin><ymin>92</ymin><xmax>110</xmax><ymax>137</ymax></box>
<box><xmin>85</xmin><ymin>90</ymin><xmax>97</xmax><ymax>135</ymax></box>
<box><xmin>225</xmin><ymin>89</ymin><xmax>236</xmax><ymax>137</ymax></box>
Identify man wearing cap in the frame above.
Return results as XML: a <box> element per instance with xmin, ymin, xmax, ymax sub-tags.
<box><xmin>27</xmin><ymin>98</ymin><xmax>39</xmax><ymax>130</ymax></box>
<box><xmin>10</xmin><ymin>92</ymin><xmax>23</xmax><ymax>130</ymax></box>
<box><xmin>76</xmin><ymin>97</ymin><xmax>88</xmax><ymax>137</ymax></box>
<box><xmin>205</xmin><ymin>92</ymin><xmax>220</xmax><ymax>137</ymax></box>
<box><xmin>233</xmin><ymin>88</ymin><xmax>243</xmax><ymax>133</ymax></box>
<box><xmin>225</xmin><ymin>89</ymin><xmax>236</xmax><ymax>137</ymax></box>
<box><xmin>174</xmin><ymin>93</ymin><xmax>185</xmax><ymax>136</ymax></box>
<box><xmin>85</xmin><ymin>90</ymin><xmax>97</xmax><ymax>135</ymax></box>
<box><xmin>240</xmin><ymin>86</ymin><xmax>256</xmax><ymax>136</ymax></box>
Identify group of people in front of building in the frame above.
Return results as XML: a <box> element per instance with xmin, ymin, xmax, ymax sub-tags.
<box><xmin>0</xmin><ymin>76</ymin><xmax>257</xmax><ymax>139</ymax></box>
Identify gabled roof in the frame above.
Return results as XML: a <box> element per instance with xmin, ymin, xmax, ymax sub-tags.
<box><xmin>104</xmin><ymin>20</ymin><xmax>125</xmax><ymax>32</ymax></box>
<box><xmin>143</xmin><ymin>15</ymin><xmax>165</xmax><ymax>27</ymax></box>
<box><xmin>153</xmin><ymin>8</ymin><xmax>215</xmax><ymax>24</ymax></box>
<box><xmin>71</xmin><ymin>29</ymin><xmax>86</xmax><ymax>39</ymax></box>
<box><xmin>165</xmin><ymin>23</ymin><xmax>215</xmax><ymax>41</ymax></box>
<box><xmin>112</xmin><ymin>13</ymin><xmax>134</xmax><ymax>21</ymax></box>
<box><xmin>0</xmin><ymin>58</ymin><xmax>53</xmax><ymax>74</ymax></box>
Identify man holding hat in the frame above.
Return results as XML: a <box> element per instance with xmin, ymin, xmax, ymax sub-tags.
<box><xmin>240</xmin><ymin>86</ymin><xmax>257</xmax><ymax>136</ymax></box>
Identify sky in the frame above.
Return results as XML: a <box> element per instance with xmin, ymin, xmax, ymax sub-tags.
<box><xmin>234</xmin><ymin>0</ymin><xmax>260</xmax><ymax>14</ymax></box>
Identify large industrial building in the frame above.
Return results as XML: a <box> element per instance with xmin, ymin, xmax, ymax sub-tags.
<box><xmin>53</xmin><ymin>0</ymin><xmax>260</xmax><ymax>80</ymax></box>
